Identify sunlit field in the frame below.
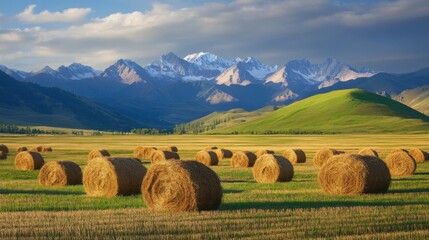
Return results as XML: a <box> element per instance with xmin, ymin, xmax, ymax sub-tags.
<box><xmin>1</xmin><ymin>134</ymin><xmax>429</xmax><ymax>239</ymax></box>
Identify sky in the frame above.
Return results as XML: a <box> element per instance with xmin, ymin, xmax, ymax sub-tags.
<box><xmin>0</xmin><ymin>0</ymin><xmax>428</xmax><ymax>73</ymax></box>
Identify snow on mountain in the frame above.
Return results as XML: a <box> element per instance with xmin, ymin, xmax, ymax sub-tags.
<box><xmin>265</xmin><ymin>58</ymin><xmax>375</xmax><ymax>89</ymax></box>
<box><xmin>101</xmin><ymin>59</ymin><xmax>151</xmax><ymax>85</ymax></box>
<box><xmin>34</xmin><ymin>66</ymin><xmax>64</xmax><ymax>79</ymax></box>
<box><xmin>215</xmin><ymin>62</ymin><xmax>257</xmax><ymax>86</ymax></box>
<box><xmin>205</xmin><ymin>89</ymin><xmax>238</xmax><ymax>104</ymax></box>
<box><xmin>239</xmin><ymin>57</ymin><xmax>277</xmax><ymax>80</ymax></box>
<box><xmin>0</xmin><ymin>65</ymin><xmax>29</xmax><ymax>80</ymax></box>
<box><xmin>57</xmin><ymin>63</ymin><xmax>100</xmax><ymax>80</ymax></box>
<box><xmin>184</xmin><ymin>52</ymin><xmax>234</xmax><ymax>72</ymax></box>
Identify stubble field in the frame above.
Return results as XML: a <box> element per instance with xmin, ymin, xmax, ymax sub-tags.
<box><xmin>0</xmin><ymin>134</ymin><xmax>428</xmax><ymax>239</ymax></box>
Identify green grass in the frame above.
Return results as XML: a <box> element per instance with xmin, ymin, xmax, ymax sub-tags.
<box><xmin>0</xmin><ymin>134</ymin><xmax>429</xmax><ymax>238</ymax></box>
<box><xmin>212</xmin><ymin>89</ymin><xmax>429</xmax><ymax>134</ymax></box>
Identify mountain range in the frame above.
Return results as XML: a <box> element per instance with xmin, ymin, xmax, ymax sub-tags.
<box><xmin>0</xmin><ymin>52</ymin><xmax>428</xmax><ymax>130</ymax></box>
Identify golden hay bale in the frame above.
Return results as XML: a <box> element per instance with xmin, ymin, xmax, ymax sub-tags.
<box><xmin>231</xmin><ymin>151</ymin><xmax>257</xmax><ymax>168</ymax></box>
<box><xmin>390</xmin><ymin>148</ymin><xmax>408</xmax><ymax>154</ymax></box>
<box><xmin>29</xmin><ymin>147</ymin><xmax>38</xmax><ymax>152</ymax></box>
<box><xmin>313</xmin><ymin>148</ymin><xmax>345</xmax><ymax>167</ymax></box>
<box><xmin>83</xmin><ymin>157</ymin><xmax>147</xmax><ymax>197</ymax></box>
<box><xmin>134</xmin><ymin>146</ymin><xmax>157</xmax><ymax>159</ymax></box>
<box><xmin>150</xmin><ymin>150</ymin><xmax>180</xmax><ymax>164</ymax></box>
<box><xmin>408</xmin><ymin>148</ymin><xmax>426</xmax><ymax>163</ymax></box>
<box><xmin>385</xmin><ymin>151</ymin><xmax>416</xmax><ymax>176</ymax></box>
<box><xmin>282</xmin><ymin>149</ymin><xmax>306</xmax><ymax>164</ymax></box>
<box><xmin>253</xmin><ymin>154</ymin><xmax>294</xmax><ymax>183</ymax></box>
<box><xmin>15</xmin><ymin>151</ymin><xmax>44</xmax><ymax>170</ymax></box>
<box><xmin>87</xmin><ymin>149</ymin><xmax>110</xmax><ymax>161</ymax></box>
<box><xmin>162</xmin><ymin>146</ymin><xmax>178</xmax><ymax>152</ymax></box>
<box><xmin>0</xmin><ymin>144</ymin><xmax>9</xmax><ymax>154</ymax></box>
<box><xmin>255</xmin><ymin>149</ymin><xmax>275</xmax><ymax>158</ymax></box>
<box><xmin>358</xmin><ymin>148</ymin><xmax>379</xmax><ymax>157</ymax></box>
<box><xmin>0</xmin><ymin>151</ymin><xmax>6</xmax><ymax>160</ymax></box>
<box><xmin>318</xmin><ymin>154</ymin><xmax>390</xmax><ymax>195</ymax></box>
<box><xmin>213</xmin><ymin>149</ymin><xmax>224</xmax><ymax>160</ymax></box>
<box><xmin>142</xmin><ymin>160</ymin><xmax>222</xmax><ymax>211</ymax></box>
<box><xmin>204</xmin><ymin>146</ymin><xmax>218</xmax><ymax>150</ymax></box>
<box><xmin>16</xmin><ymin>146</ymin><xmax>28</xmax><ymax>152</ymax></box>
<box><xmin>36</xmin><ymin>146</ymin><xmax>43</xmax><ymax>152</ymax></box>
<box><xmin>39</xmin><ymin>161</ymin><xmax>82</xmax><ymax>186</ymax></box>
<box><xmin>195</xmin><ymin>150</ymin><xmax>219</xmax><ymax>166</ymax></box>
<box><xmin>41</xmin><ymin>146</ymin><xmax>52</xmax><ymax>152</ymax></box>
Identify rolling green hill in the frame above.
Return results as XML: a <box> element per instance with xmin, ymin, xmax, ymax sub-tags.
<box><xmin>0</xmin><ymin>70</ymin><xmax>140</xmax><ymax>131</ymax></box>
<box><xmin>395</xmin><ymin>86</ymin><xmax>429</xmax><ymax>116</ymax></box>
<box><xmin>210</xmin><ymin>89</ymin><xmax>429</xmax><ymax>134</ymax></box>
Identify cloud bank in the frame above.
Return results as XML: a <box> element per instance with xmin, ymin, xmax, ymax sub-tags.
<box><xmin>17</xmin><ymin>4</ymin><xmax>91</xmax><ymax>23</ymax></box>
<box><xmin>1</xmin><ymin>0</ymin><xmax>428</xmax><ymax>73</ymax></box>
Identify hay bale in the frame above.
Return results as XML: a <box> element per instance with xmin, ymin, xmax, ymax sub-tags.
<box><xmin>36</xmin><ymin>146</ymin><xmax>43</xmax><ymax>152</ymax></box>
<box><xmin>385</xmin><ymin>151</ymin><xmax>416</xmax><ymax>176</ymax></box>
<box><xmin>222</xmin><ymin>149</ymin><xmax>233</xmax><ymax>158</ymax></box>
<box><xmin>253</xmin><ymin>154</ymin><xmax>294</xmax><ymax>183</ymax></box>
<box><xmin>390</xmin><ymin>148</ymin><xmax>408</xmax><ymax>154</ymax></box>
<box><xmin>39</xmin><ymin>161</ymin><xmax>82</xmax><ymax>186</ymax></box>
<box><xmin>231</xmin><ymin>151</ymin><xmax>257</xmax><ymax>168</ymax></box>
<box><xmin>29</xmin><ymin>147</ymin><xmax>38</xmax><ymax>152</ymax></box>
<box><xmin>213</xmin><ymin>149</ymin><xmax>224</xmax><ymax>160</ymax></box>
<box><xmin>255</xmin><ymin>149</ymin><xmax>275</xmax><ymax>158</ymax></box>
<box><xmin>318</xmin><ymin>154</ymin><xmax>391</xmax><ymax>195</ymax></box>
<box><xmin>88</xmin><ymin>149</ymin><xmax>110</xmax><ymax>161</ymax></box>
<box><xmin>425</xmin><ymin>150</ymin><xmax>429</xmax><ymax>161</ymax></box>
<box><xmin>162</xmin><ymin>146</ymin><xmax>178</xmax><ymax>152</ymax></box>
<box><xmin>313</xmin><ymin>148</ymin><xmax>344</xmax><ymax>167</ymax></box>
<box><xmin>358</xmin><ymin>148</ymin><xmax>379</xmax><ymax>157</ymax></box>
<box><xmin>282</xmin><ymin>149</ymin><xmax>306</xmax><ymax>164</ymax></box>
<box><xmin>41</xmin><ymin>146</ymin><xmax>52</xmax><ymax>152</ymax></box>
<box><xmin>142</xmin><ymin>160</ymin><xmax>222</xmax><ymax>211</ymax></box>
<box><xmin>15</xmin><ymin>151</ymin><xmax>44</xmax><ymax>170</ymax></box>
<box><xmin>150</xmin><ymin>150</ymin><xmax>180</xmax><ymax>164</ymax></box>
<box><xmin>408</xmin><ymin>148</ymin><xmax>426</xmax><ymax>163</ymax></box>
<box><xmin>83</xmin><ymin>157</ymin><xmax>147</xmax><ymax>197</ymax></box>
<box><xmin>195</xmin><ymin>150</ymin><xmax>219</xmax><ymax>166</ymax></box>
<box><xmin>16</xmin><ymin>146</ymin><xmax>28</xmax><ymax>152</ymax></box>
<box><xmin>0</xmin><ymin>151</ymin><xmax>6</xmax><ymax>160</ymax></box>
<box><xmin>0</xmin><ymin>144</ymin><xmax>9</xmax><ymax>154</ymax></box>
<box><xmin>134</xmin><ymin>146</ymin><xmax>157</xmax><ymax>159</ymax></box>
<box><xmin>204</xmin><ymin>146</ymin><xmax>218</xmax><ymax>150</ymax></box>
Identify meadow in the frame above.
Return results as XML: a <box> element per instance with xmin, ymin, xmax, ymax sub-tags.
<box><xmin>0</xmin><ymin>134</ymin><xmax>429</xmax><ymax>239</ymax></box>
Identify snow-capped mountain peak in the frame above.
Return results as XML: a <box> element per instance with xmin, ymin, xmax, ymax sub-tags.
<box><xmin>101</xmin><ymin>59</ymin><xmax>150</xmax><ymax>85</ymax></box>
<box><xmin>184</xmin><ymin>52</ymin><xmax>233</xmax><ymax>72</ymax></box>
<box><xmin>236</xmin><ymin>56</ymin><xmax>277</xmax><ymax>80</ymax></box>
<box><xmin>57</xmin><ymin>63</ymin><xmax>100</xmax><ymax>80</ymax></box>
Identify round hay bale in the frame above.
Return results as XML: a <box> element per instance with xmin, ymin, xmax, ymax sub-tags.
<box><xmin>88</xmin><ymin>149</ymin><xmax>110</xmax><ymax>161</ymax></box>
<box><xmin>0</xmin><ymin>144</ymin><xmax>9</xmax><ymax>154</ymax></box>
<box><xmin>213</xmin><ymin>149</ymin><xmax>224</xmax><ymax>160</ymax></box>
<box><xmin>150</xmin><ymin>150</ymin><xmax>180</xmax><ymax>164</ymax></box>
<box><xmin>390</xmin><ymin>148</ymin><xmax>408</xmax><ymax>154</ymax></box>
<box><xmin>36</xmin><ymin>146</ymin><xmax>43</xmax><ymax>152</ymax></box>
<box><xmin>195</xmin><ymin>150</ymin><xmax>219</xmax><ymax>166</ymax></box>
<box><xmin>29</xmin><ymin>147</ymin><xmax>38</xmax><ymax>152</ymax></box>
<box><xmin>134</xmin><ymin>146</ymin><xmax>157</xmax><ymax>159</ymax></box>
<box><xmin>162</xmin><ymin>146</ymin><xmax>178</xmax><ymax>152</ymax></box>
<box><xmin>385</xmin><ymin>151</ymin><xmax>416</xmax><ymax>176</ymax></box>
<box><xmin>408</xmin><ymin>148</ymin><xmax>426</xmax><ymax>163</ymax></box>
<box><xmin>16</xmin><ymin>146</ymin><xmax>28</xmax><ymax>152</ymax></box>
<box><xmin>15</xmin><ymin>151</ymin><xmax>44</xmax><ymax>170</ymax></box>
<box><xmin>231</xmin><ymin>151</ymin><xmax>257</xmax><ymax>168</ymax></box>
<box><xmin>142</xmin><ymin>160</ymin><xmax>222</xmax><ymax>211</ymax></box>
<box><xmin>318</xmin><ymin>154</ymin><xmax>391</xmax><ymax>195</ymax></box>
<box><xmin>41</xmin><ymin>146</ymin><xmax>52</xmax><ymax>152</ymax></box>
<box><xmin>282</xmin><ymin>149</ymin><xmax>306</xmax><ymax>164</ymax></box>
<box><xmin>204</xmin><ymin>146</ymin><xmax>218</xmax><ymax>150</ymax></box>
<box><xmin>39</xmin><ymin>161</ymin><xmax>82</xmax><ymax>186</ymax></box>
<box><xmin>425</xmin><ymin>151</ymin><xmax>429</xmax><ymax>161</ymax></box>
<box><xmin>0</xmin><ymin>151</ymin><xmax>6</xmax><ymax>160</ymax></box>
<box><xmin>358</xmin><ymin>148</ymin><xmax>379</xmax><ymax>157</ymax></box>
<box><xmin>253</xmin><ymin>154</ymin><xmax>294</xmax><ymax>183</ymax></box>
<box><xmin>313</xmin><ymin>148</ymin><xmax>344</xmax><ymax>167</ymax></box>
<box><xmin>222</xmin><ymin>149</ymin><xmax>233</xmax><ymax>158</ymax></box>
<box><xmin>255</xmin><ymin>149</ymin><xmax>275</xmax><ymax>158</ymax></box>
<box><xmin>83</xmin><ymin>157</ymin><xmax>147</xmax><ymax>197</ymax></box>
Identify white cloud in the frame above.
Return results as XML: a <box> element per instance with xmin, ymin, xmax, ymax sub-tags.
<box><xmin>17</xmin><ymin>4</ymin><xmax>91</xmax><ymax>23</ymax></box>
<box><xmin>1</xmin><ymin>0</ymin><xmax>429</xmax><ymax>72</ymax></box>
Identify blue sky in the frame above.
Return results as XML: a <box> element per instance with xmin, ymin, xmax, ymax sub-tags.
<box><xmin>0</xmin><ymin>0</ymin><xmax>428</xmax><ymax>73</ymax></box>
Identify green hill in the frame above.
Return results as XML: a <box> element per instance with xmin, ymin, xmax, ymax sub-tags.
<box><xmin>174</xmin><ymin>106</ymin><xmax>278</xmax><ymax>134</ymax></box>
<box><xmin>212</xmin><ymin>89</ymin><xmax>429</xmax><ymax>134</ymax></box>
<box><xmin>0</xmin><ymin>70</ymin><xmax>139</xmax><ymax>131</ymax></box>
<box><xmin>395</xmin><ymin>85</ymin><xmax>429</xmax><ymax>116</ymax></box>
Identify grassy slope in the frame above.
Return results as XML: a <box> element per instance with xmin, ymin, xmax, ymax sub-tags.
<box><xmin>0</xmin><ymin>134</ymin><xmax>428</xmax><ymax>238</ymax></box>
<box><xmin>395</xmin><ymin>85</ymin><xmax>429</xmax><ymax>115</ymax></box>
<box><xmin>216</xmin><ymin>89</ymin><xmax>429</xmax><ymax>133</ymax></box>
